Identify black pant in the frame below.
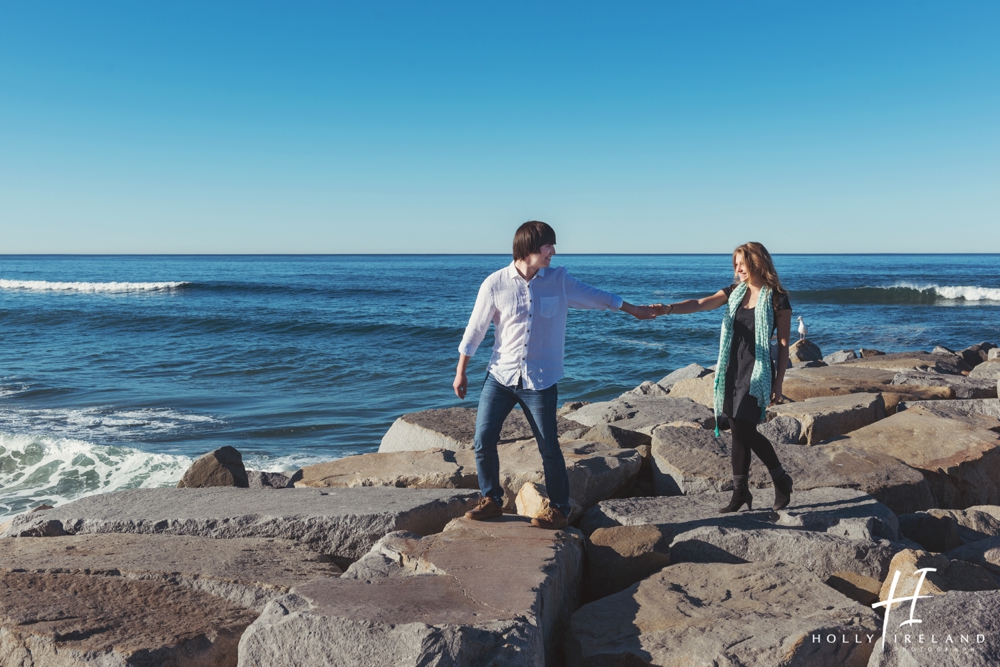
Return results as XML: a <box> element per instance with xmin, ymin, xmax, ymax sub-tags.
<box><xmin>730</xmin><ymin>417</ymin><xmax>781</xmax><ymax>476</ymax></box>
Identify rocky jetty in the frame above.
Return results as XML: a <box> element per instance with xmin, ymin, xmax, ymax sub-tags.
<box><xmin>3</xmin><ymin>341</ymin><xmax>1000</xmax><ymax>666</ymax></box>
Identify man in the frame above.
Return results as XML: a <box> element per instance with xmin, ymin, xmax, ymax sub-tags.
<box><xmin>454</xmin><ymin>221</ymin><xmax>655</xmax><ymax>529</ymax></box>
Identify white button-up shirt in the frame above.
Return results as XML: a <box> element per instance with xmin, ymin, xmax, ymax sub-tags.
<box><xmin>459</xmin><ymin>262</ymin><xmax>623</xmax><ymax>390</ymax></box>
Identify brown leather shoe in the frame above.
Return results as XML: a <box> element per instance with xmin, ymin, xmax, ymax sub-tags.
<box><xmin>465</xmin><ymin>497</ymin><xmax>503</xmax><ymax>521</ymax></box>
<box><xmin>530</xmin><ymin>507</ymin><xmax>568</xmax><ymax>530</ymax></box>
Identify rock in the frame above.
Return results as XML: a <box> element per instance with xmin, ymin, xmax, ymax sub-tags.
<box><xmin>0</xmin><ymin>533</ymin><xmax>339</xmax><ymax>611</ymax></box>
<box><xmin>826</xmin><ymin>571</ymin><xmax>882</xmax><ymax>606</ymax></box>
<box><xmin>897</xmin><ymin>398</ymin><xmax>1000</xmax><ymax>423</ymax></box>
<box><xmin>860</xmin><ymin>348</ymin><xmax>885</xmax><ymax>358</ymax></box>
<box><xmin>176</xmin><ymin>445</ymin><xmax>249</xmax><ymax>488</ymax></box>
<box><xmin>766</xmin><ymin>392</ymin><xmax>887</xmax><ymax>444</ymax></box>
<box><xmin>656</xmin><ymin>363</ymin><xmax>712</xmax><ymax>390</ymax></box>
<box><xmin>238</xmin><ymin>517</ymin><xmax>584</xmax><ymax>667</ymax></box>
<box><xmin>1</xmin><ymin>487</ymin><xmax>479</xmax><ymax>564</ymax></box>
<box><xmin>991</xmin><ymin>348</ymin><xmax>1000</xmax><ymax>361</ymax></box>
<box><xmin>892</xmin><ymin>371</ymin><xmax>997</xmax><ymax>399</ymax></box>
<box><xmin>290</xmin><ymin>449</ymin><xmax>477</xmax><ymax>490</ymax></box>
<box><xmin>958</xmin><ymin>341</ymin><xmax>998</xmax><ymax>368</ymax></box>
<box><xmin>649</xmin><ymin>425</ymin><xmax>935</xmax><ymax>515</ymax></box>
<box><xmin>877</xmin><ymin>549</ymin><xmax>999</xmax><ymax>601</ymax></box>
<box><xmin>789</xmin><ymin>338</ymin><xmax>824</xmax><ymax>363</ymax></box>
<box><xmin>378</xmin><ymin>406</ymin><xmax>584</xmax><ymax>453</ymax></box>
<box><xmin>618</xmin><ymin>380</ymin><xmax>669</xmax><ymax>398</ymax></box>
<box><xmin>946</xmin><ymin>534</ymin><xmax>1000</xmax><ymax>579</ymax></box>
<box><xmin>567</xmin><ymin>561</ymin><xmax>881</xmax><ymax>667</ymax></box>
<box><xmin>842</xmin><ymin>350</ymin><xmax>972</xmax><ymax>375</ymax></box>
<box><xmin>515</xmin><ymin>481</ymin><xmax>583</xmax><ymax>524</ymax></box>
<box><xmin>0</xmin><ymin>571</ymin><xmax>258</xmax><ymax>667</ymax></box>
<box><xmin>837</xmin><ymin>406</ymin><xmax>1000</xmax><ymax>509</ymax></box>
<box><xmin>782</xmin><ymin>364</ymin><xmax>954</xmax><ymax>414</ymax></box>
<box><xmin>756</xmin><ymin>414</ymin><xmax>803</xmax><ymax>444</ymax></box>
<box><xmin>933</xmin><ymin>345</ymin><xmax>956</xmax><ymax>355</ymax></box>
<box><xmin>927</xmin><ymin>506</ymin><xmax>1000</xmax><ymax>544</ymax></box>
<box><xmin>568</xmin><ymin>396</ymin><xmax>716</xmax><ymax>433</ymax></box>
<box><xmin>247</xmin><ymin>470</ymin><xmax>292</xmax><ymax>489</ymax></box>
<box><xmin>825</xmin><ymin>349</ymin><xmax>859</xmax><ymax>364</ymax></box>
<box><xmin>970</xmin><ymin>360</ymin><xmax>1000</xmax><ymax>381</ymax></box>
<box><xmin>868</xmin><ymin>590</ymin><xmax>1000</xmax><ymax>667</ymax></box>
<box><xmin>582</xmin><ymin>422</ymin><xmax>651</xmax><ymax>449</ymax></box>
<box><xmin>584</xmin><ymin>525</ymin><xmax>670</xmax><ymax>601</ymax></box>
<box><xmin>558</xmin><ymin>400</ymin><xmax>589</xmax><ymax>416</ymax></box>
<box><xmin>898</xmin><ymin>512</ymin><xmax>964</xmax><ymax>553</ymax></box>
<box><xmin>663</xmin><ymin>373</ymin><xmax>715</xmax><ymax>408</ymax></box>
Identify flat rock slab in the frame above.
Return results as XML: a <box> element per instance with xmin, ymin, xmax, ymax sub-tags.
<box><xmin>782</xmin><ymin>365</ymin><xmax>954</xmax><ymax>412</ymax></box>
<box><xmin>970</xmin><ymin>361</ymin><xmax>1000</xmax><ymax>380</ymax></box>
<box><xmin>0</xmin><ymin>571</ymin><xmax>256</xmax><ymax>667</ymax></box>
<box><xmin>893</xmin><ymin>371</ymin><xmax>998</xmax><ymax>399</ymax></box>
<box><xmin>898</xmin><ymin>398</ymin><xmax>1000</xmax><ymax>424</ymax></box>
<box><xmin>378</xmin><ymin>407</ymin><xmax>584</xmax><ymax>453</ymax></box>
<box><xmin>2</xmin><ymin>487</ymin><xmax>479</xmax><ymax>563</ymax></box>
<box><xmin>837</xmin><ymin>406</ymin><xmax>1000</xmax><ymax>509</ymax></box>
<box><xmin>0</xmin><ymin>533</ymin><xmax>339</xmax><ymax>611</ymax></box>
<box><xmin>567</xmin><ymin>396</ymin><xmax>716</xmax><ymax>433</ymax></box>
<box><xmin>238</xmin><ymin>516</ymin><xmax>584</xmax><ymax>667</ymax></box>
<box><xmin>650</xmin><ymin>425</ymin><xmax>935</xmax><ymax>515</ymax></box>
<box><xmin>867</xmin><ymin>591</ymin><xmax>1000</xmax><ymax>667</ymax></box>
<box><xmin>568</xmin><ymin>561</ymin><xmax>881</xmax><ymax>667</ymax></box>
<box><xmin>840</xmin><ymin>351</ymin><xmax>972</xmax><ymax>375</ymax></box>
<box><xmin>767</xmin><ymin>392</ymin><xmax>887</xmax><ymax>444</ymax></box>
<box><xmin>290</xmin><ymin>448</ymin><xmax>478</xmax><ymax>490</ymax></box>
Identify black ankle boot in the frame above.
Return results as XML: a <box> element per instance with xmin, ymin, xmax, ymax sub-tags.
<box><xmin>719</xmin><ymin>480</ymin><xmax>753</xmax><ymax>513</ymax></box>
<box><xmin>772</xmin><ymin>472</ymin><xmax>793</xmax><ymax>511</ymax></box>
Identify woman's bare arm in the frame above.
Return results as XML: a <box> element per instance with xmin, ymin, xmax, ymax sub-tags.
<box><xmin>652</xmin><ymin>290</ymin><xmax>728</xmax><ymax>316</ymax></box>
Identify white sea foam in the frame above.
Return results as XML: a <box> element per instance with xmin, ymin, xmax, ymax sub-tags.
<box><xmin>0</xmin><ymin>432</ymin><xmax>192</xmax><ymax>521</ymax></box>
<box><xmin>244</xmin><ymin>450</ymin><xmax>368</xmax><ymax>475</ymax></box>
<box><xmin>0</xmin><ymin>406</ymin><xmax>221</xmax><ymax>442</ymax></box>
<box><xmin>0</xmin><ymin>279</ymin><xmax>189</xmax><ymax>293</ymax></box>
<box><xmin>891</xmin><ymin>282</ymin><xmax>1000</xmax><ymax>302</ymax></box>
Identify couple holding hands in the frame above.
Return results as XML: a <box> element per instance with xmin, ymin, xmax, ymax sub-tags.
<box><xmin>453</xmin><ymin>221</ymin><xmax>793</xmax><ymax>530</ymax></box>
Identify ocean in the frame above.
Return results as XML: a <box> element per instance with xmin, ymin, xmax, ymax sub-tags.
<box><xmin>1</xmin><ymin>254</ymin><xmax>998</xmax><ymax>519</ymax></box>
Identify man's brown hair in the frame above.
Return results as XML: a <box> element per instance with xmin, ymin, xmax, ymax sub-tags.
<box><xmin>513</xmin><ymin>221</ymin><xmax>557</xmax><ymax>261</ymax></box>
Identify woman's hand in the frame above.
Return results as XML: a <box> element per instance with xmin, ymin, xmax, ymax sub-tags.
<box><xmin>651</xmin><ymin>303</ymin><xmax>672</xmax><ymax>316</ymax></box>
<box><xmin>769</xmin><ymin>382</ymin><xmax>785</xmax><ymax>406</ymax></box>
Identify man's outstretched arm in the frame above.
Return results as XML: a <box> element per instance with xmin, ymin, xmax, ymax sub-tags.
<box><xmin>564</xmin><ymin>274</ymin><xmax>657</xmax><ymax>320</ymax></box>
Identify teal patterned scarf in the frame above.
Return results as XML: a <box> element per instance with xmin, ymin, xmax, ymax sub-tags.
<box><xmin>713</xmin><ymin>282</ymin><xmax>773</xmax><ymax>435</ymax></box>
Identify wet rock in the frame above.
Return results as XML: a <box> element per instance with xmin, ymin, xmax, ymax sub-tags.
<box><xmin>766</xmin><ymin>392</ymin><xmax>887</xmax><ymax>444</ymax></box>
<box><xmin>1</xmin><ymin>487</ymin><xmax>478</xmax><ymax>563</ymax></box>
<box><xmin>238</xmin><ymin>517</ymin><xmax>583</xmax><ymax>667</ymax></box>
<box><xmin>567</xmin><ymin>561</ymin><xmax>880</xmax><ymax>667</ymax></box>
<box><xmin>892</xmin><ymin>371</ymin><xmax>997</xmax><ymax>399</ymax></box>
<box><xmin>568</xmin><ymin>396</ymin><xmax>716</xmax><ymax>433</ymax></box>
<box><xmin>649</xmin><ymin>425</ymin><xmax>935</xmax><ymax>515</ymax></box>
<box><xmin>837</xmin><ymin>406</ymin><xmax>1000</xmax><ymax>509</ymax></box>
<box><xmin>584</xmin><ymin>524</ymin><xmax>670</xmax><ymax>602</ymax></box>
<box><xmin>789</xmin><ymin>338</ymin><xmax>824</xmax><ymax>363</ymax></box>
<box><xmin>825</xmin><ymin>349</ymin><xmax>859</xmax><ymax>364</ymax></box>
<box><xmin>176</xmin><ymin>446</ymin><xmax>249</xmax><ymax>489</ymax></box>
<box><xmin>378</xmin><ymin>407</ymin><xmax>584</xmax><ymax>453</ymax></box>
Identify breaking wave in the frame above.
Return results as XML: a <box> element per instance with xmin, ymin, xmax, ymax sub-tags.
<box><xmin>793</xmin><ymin>283</ymin><xmax>1000</xmax><ymax>305</ymax></box>
<box><xmin>0</xmin><ymin>279</ymin><xmax>189</xmax><ymax>293</ymax></box>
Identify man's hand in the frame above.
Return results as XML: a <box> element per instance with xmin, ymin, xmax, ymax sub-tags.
<box><xmin>453</xmin><ymin>370</ymin><xmax>468</xmax><ymax>399</ymax></box>
<box><xmin>621</xmin><ymin>302</ymin><xmax>658</xmax><ymax>320</ymax></box>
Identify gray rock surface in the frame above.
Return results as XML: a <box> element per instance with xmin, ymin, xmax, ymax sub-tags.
<box><xmin>1</xmin><ymin>487</ymin><xmax>479</xmax><ymax>562</ymax></box>
<box><xmin>290</xmin><ymin>448</ymin><xmax>477</xmax><ymax>490</ymax></box>
<box><xmin>991</xmin><ymin>348</ymin><xmax>1000</xmax><ymax>361</ymax></box>
<box><xmin>247</xmin><ymin>470</ymin><xmax>292</xmax><ymax>489</ymax></box>
<box><xmin>378</xmin><ymin>407</ymin><xmax>584</xmax><ymax>453</ymax></box>
<box><xmin>582</xmin><ymin>422</ymin><xmax>651</xmax><ymax>449</ymax></box>
<box><xmin>767</xmin><ymin>392</ymin><xmax>887</xmax><ymax>444</ymax></box>
<box><xmin>970</xmin><ymin>360</ymin><xmax>1000</xmax><ymax>381</ymax></box>
<box><xmin>842</xmin><ymin>350</ymin><xmax>972</xmax><ymax>374</ymax></box>
<box><xmin>893</xmin><ymin>371</ymin><xmax>998</xmax><ymax>399</ymax></box>
<box><xmin>957</xmin><ymin>341</ymin><xmax>998</xmax><ymax>368</ymax></box>
<box><xmin>618</xmin><ymin>380</ymin><xmax>670</xmax><ymax>398</ymax></box>
<box><xmin>0</xmin><ymin>533</ymin><xmax>339</xmax><ymax>611</ymax></box>
<box><xmin>923</xmin><ymin>506</ymin><xmax>1000</xmax><ymax>545</ymax></box>
<box><xmin>568</xmin><ymin>561</ymin><xmax>881</xmax><ymax>667</ymax></box>
<box><xmin>898</xmin><ymin>512</ymin><xmax>964</xmax><ymax>553</ymax></box>
<box><xmin>867</xmin><ymin>591</ymin><xmax>1000</xmax><ymax>667</ymax></box>
<box><xmin>238</xmin><ymin>516</ymin><xmax>584</xmax><ymax>667</ymax></box>
<box><xmin>946</xmin><ymin>534</ymin><xmax>1000</xmax><ymax>578</ymax></box>
<box><xmin>649</xmin><ymin>425</ymin><xmax>935</xmax><ymax>515</ymax></box>
<box><xmin>897</xmin><ymin>398</ymin><xmax>1000</xmax><ymax>422</ymax></box>
<box><xmin>584</xmin><ymin>524</ymin><xmax>670</xmax><ymax>601</ymax></box>
<box><xmin>756</xmin><ymin>414</ymin><xmax>803</xmax><ymax>444</ymax></box>
<box><xmin>782</xmin><ymin>364</ymin><xmax>954</xmax><ymax>413</ymax></box>
<box><xmin>826</xmin><ymin>349</ymin><xmax>859</xmax><ymax>364</ymax></box>
<box><xmin>177</xmin><ymin>445</ymin><xmax>249</xmax><ymax>488</ymax></box>
<box><xmin>664</xmin><ymin>373</ymin><xmax>715</xmax><ymax>408</ymax></box>
<box><xmin>656</xmin><ymin>363</ymin><xmax>712</xmax><ymax>390</ymax></box>
<box><xmin>568</xmin><ymin>396</ymin><xmax>716</xmax><ymax>433</ymax></box>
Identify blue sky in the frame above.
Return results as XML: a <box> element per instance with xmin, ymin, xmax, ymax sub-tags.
<box><xmin>1</xmin><ymin>2</ymin><xmax>997</xmax><ymax>253</ymax></box>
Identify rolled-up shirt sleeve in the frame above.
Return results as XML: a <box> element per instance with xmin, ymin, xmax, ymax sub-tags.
<box><xmin>564</xmin><ymin>274</ymin><xmax>623</xmax><ymax>311</ymax></box>
<box><xmin>458</xmin><ymin>281</ymin><xmax>496</xmax><ymax>357</ymax></box>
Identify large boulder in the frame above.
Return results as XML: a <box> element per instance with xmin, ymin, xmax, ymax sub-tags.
<box><xmin>238</xmin><ymin>516</ymin><xmax>584</xmax><ymax>667</ymax></box>
<box><xmin>825</xmin><ymin>349</ymin><xmax>859</xmax><ymax>364</ymax></box>
<box><xmin>290</xmin><ymin>448</ymin><xmax>477</xmax><ymax>490</ymax></box>
<box><xmin>0</xmin><ymin>571</ymin><xmax>257</xmax><ymax>667</ymax></box>
<box><xmin>970</xmin><ymin>360</ymin><xmax>1000</xmax><ymax>381</ymax></box>
<box><xmin>892</xmin><ymin>371</ymin><xmax>998</xmax><ymax>399</ymax></box>
<box><xmin>1</xmin><ymin>487</ymin><xmax>478</xmax><ymax>564</ymax></box>
<box><xmin>0</xmin><ymin>533</ymin><xmax>338</xmax><ymax>611</ymax></box>
<box><xmin>840</xmin><ymin>351</ymin><xmax>972</xmax><ymax>375</ymax></box>
<box><xmin>837</xmin><ymin>406</ymin><xmax>1000</xmax><ymax>509</ymax></box>
<box><xmin>582</xmin><ymin>422</ymin><xmax>651</xmax><ymax>449</ymax></box>
<box><xmin>867</xmin><ymin>591</ymin><xmax>1000</xmax><ymax>667</ymax></box>
<box><xmin>664</xmin><ymin>373</ymin><xmax>715</xmax><ymax>408</ymax></box>
<box><xmin>176</xmin><ymin>446</ymin><xmax>249</xmax><ymax>488</ymax></box>
<box><xmin>877</xmin><ymin>549</ymin><xmax>998</xmax><ymax>601</ymax></box>
<box><xmin>378</xmin><ymin>407</ymin><xmax>585</xmax><ymax>453</ymax></box>
<box><xmin>656</xmin><ymin>363</ymin><xmax>712</xmax><ymax>390</ymax></box>
<box><xmin>789</xmin><ymin>338</ymin><xmax>824</xmax><ymax>363</ymax></box>
<box><xmin>565</xmin><ymin>395</ymin><xmax>716</xmax><ymax>433</ymax></box>
<box><xmin>946</xmin><ymin>534</ymin><xmax>1000</xmax><ymax>579</ymax></box>
<box><xmin>757</xmin><ymin>414</ymin><xmax>804</xmax><ymax>444</ymax></box>
<box><xmin>567</xmin><ymin>561</ymin><xmax>881</xmax><ymax>667</ymax></box>
<box><xmin>957</xmin><ymin>342</ymin><xmax>998</xmax><ymax>368</ymax></box>
<box><xmin>584</xmin><ymin>524</ymin><xmax>671</xmax><ymax>601</ymax></box>
<box><xmin>515</xmin><ymin>481</ymin><xmax>583</xmax><ymax>524</ymax></box>
<box><xmin>897</xmin><ymin>398</ymin><xmax>1000</xmax><ymax>422</ymax></box>
<box><xmin>991</xmin><ymin>348</ymin><xmax>1000</xmax><ymax>361</ymax></box>
<box><xmin>766</xmin><ymin>392</ymin><xmax>887</xmax><ymax>444</ymax></box>
<box><xmin>649</xmin><ymin>425</ymin><xmax>935</xmax><ymax>515</ymax></box>
<box><xmin>782</xmin><ymin>364</ymin><xmax>954</xmax><ymax>413</ymax></box>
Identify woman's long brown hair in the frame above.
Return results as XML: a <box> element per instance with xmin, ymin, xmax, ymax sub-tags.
<box><xmin>733</xmin><ymin>242</ymin><xmax>787</xmax><ymax>308</ymax></box>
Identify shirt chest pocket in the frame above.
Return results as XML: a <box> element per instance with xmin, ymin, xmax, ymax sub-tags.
<box><xmin>539</xmin><ymin>296</ymin><xmax>560</xmax><ymax>318</ymax></box>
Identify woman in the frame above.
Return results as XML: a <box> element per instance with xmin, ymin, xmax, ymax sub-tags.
<box><xmin>654</xmin><ymin>242</ymin><xmax>794</xmax><ymax>512</ymax></box>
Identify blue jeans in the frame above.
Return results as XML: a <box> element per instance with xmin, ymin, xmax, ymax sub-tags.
<box><xmin>473</xmin><ymin>374</ymin><xmax>570</xmax><ymax>517</ymax></box>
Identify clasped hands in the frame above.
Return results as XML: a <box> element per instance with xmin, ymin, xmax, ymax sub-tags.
<box><xmin>621</xmin><ymin>302</ymin><xmax>673</xmax><ymax>321</ymax></box>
